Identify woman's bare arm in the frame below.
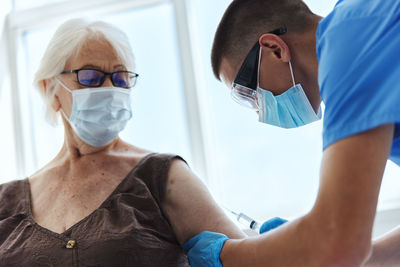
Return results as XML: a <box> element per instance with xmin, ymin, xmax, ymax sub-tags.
<box><xmin>161</xmin><ymin>159</ymin><xmax>246</xmax><ymax>245</ymax></box>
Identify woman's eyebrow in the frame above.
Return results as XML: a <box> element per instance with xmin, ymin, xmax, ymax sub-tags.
<box><xmin>79</xmin><ymin>64</ymin><xmax>101</xmax><ymax>69</ymax></box>
<box><xmin>77</xmin><ymin>64</ymin><xmax>127</xmax><ymax>70</ymax></box>
<box><xmin>113</xmin><ymin>64</ymin><xmax>127</xmax><ymax>70</ymax></box>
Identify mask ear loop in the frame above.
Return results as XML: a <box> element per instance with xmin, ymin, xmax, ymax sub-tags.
<box><xmin>256</xmin><ymin>46</ymin><xmax>262</xmax><ymax>88</ymax></box>
<box><xmin>288</xmin><ymin>61</ymin><xmax>296</xmax><ymax>87</ymax></box>
<box><xmin>255</xmin><ymin>46</ymin><xmax>263</xmax><ymax>110</ymax></box>
<box><xmin>55</xmin><ymin>76</ymin><xmax>73</xmax><ymax>120</ymax></box>
<box><xmin>55</xmin><ymin>76</ymin><xmax>73</xmax><ymax>93</ymax></box>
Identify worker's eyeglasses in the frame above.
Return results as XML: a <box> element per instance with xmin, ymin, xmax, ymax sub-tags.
<box><xmin>231</xmin><ymin>26</ymin><xmax>287</xmax><ymax>110</ymax></box>
<box><xmin>60</xmin><ymin>69</ymin><xmax>139</xmax><ymax>89</ymax></box>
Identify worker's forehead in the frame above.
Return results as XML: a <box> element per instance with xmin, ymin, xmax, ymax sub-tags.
<box><xmin>219</xmin><ymin>57</ymin><xmax>240</xmax><ymax>89</ymax></box>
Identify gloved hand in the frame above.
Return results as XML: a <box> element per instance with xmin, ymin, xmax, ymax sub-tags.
<box><xmin>183</xmin><ymin>231</ymin><xmax>228</xmax><ymax>267</ymax></box>
<box><xmin>259</xmin><ymin>217</ymin><xmax>288</xmax><ymax>234</ymax></box>
<box><xmin>183</xmin><ymin>217</ymin><xmax>288</xmax><ymax>267</ymax></box>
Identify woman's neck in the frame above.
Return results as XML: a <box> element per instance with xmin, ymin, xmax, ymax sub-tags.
<box><xmin>59</xmin><ymin>119</ymin><xmax>120</xmax><ymax>159</ymax></box>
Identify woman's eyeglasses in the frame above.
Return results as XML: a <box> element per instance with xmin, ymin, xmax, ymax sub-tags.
<box><xmin>60</xmin><ymin>69</ymin><xmax>139</xmax><ymax>89</ymax></box>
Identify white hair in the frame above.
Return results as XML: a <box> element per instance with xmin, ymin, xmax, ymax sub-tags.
<box><xmin>33</xmin><ymin>18</ymin><xmax>135</xmax><ymax>125</ymax></box>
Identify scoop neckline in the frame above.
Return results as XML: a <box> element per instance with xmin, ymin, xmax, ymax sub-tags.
<box><xmin>23</xmin><ymin>152</ymin><xmax>155</xmax><ymax>240</ymax></box>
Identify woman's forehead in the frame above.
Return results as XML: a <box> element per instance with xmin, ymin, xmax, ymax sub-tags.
<box><xmin>65</xmin><ymin>39</ymin><xmax>126</xmax><ymax>70</ymax></box>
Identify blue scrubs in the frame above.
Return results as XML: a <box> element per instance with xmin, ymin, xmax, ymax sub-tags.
<box><xmin>317</xmin><ymin>0</ymin><xmax>400</xmax><ymax>165</ymax></box>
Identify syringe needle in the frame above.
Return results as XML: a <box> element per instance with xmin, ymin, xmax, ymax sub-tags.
<box><xmin>222</xmin><ymin>206</ymin><xmax>260</xmax><ymax>231</ymax></box>
<box><xmin>221</xmin><ymin>205</ymin><xmax>237</xmax><ymax>215</ymax></box>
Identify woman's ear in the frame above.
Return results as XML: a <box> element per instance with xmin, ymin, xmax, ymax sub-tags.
<box><xmin>258</xmin><ymin>34</ymin><xmax>291</xmax><ymax>62</ymax></box>
<box><xmin>43</xmin><ymin>79</ymin><xmax>61</xmax><ymax>112</ymax></box>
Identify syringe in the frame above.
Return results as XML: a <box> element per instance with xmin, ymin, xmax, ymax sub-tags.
<box><xmin>223</xmin><ymin>207</ymin><xmax>260</xmax><ymax>231</ymax></box>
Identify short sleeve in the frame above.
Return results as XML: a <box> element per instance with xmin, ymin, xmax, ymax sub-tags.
<box><xmin>0</xmin><ymin>179</ymin><xmax>26</xmax><ymax>219</ymax></box>
<box><xmin>134</xmin><ymin>153</ymin><xmax>188</xmax><ymax>205</ymax></box>
<box><xmin>317</xmin><ymin>12</ymin><xmax>400</xmax><ymax>151</ymax></box>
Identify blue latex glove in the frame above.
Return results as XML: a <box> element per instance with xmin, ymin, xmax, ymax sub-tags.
<box><xmin>259</xmin><ymin>217</ymin><xmax>288</xmax><ymax>234</ymax></box>
<box><xmin>183</xmin><ymin>231</ymin><xmax>228</xmax><ymax>267</ymax></box>
<box><xmin>183</xmin><ymin>217</ymin><xmax>288</xmax><ymax>267</ymax></box>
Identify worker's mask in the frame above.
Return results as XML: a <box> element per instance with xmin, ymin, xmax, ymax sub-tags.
<box><xmin>257</xmin><ymin>52</ymin><xmax>322</xmax><ymax>128</ymax></box>
<box><xmin>231</xmin><ymin>27</ymin><xmax>321</xmax><ymax>128</ymax></box>
<box><xmin>56</xmin><ymin>78</ymin><xmax>132</xmax><ymax>147</ymax></box>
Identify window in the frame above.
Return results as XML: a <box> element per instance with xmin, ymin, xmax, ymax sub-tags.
<box><xmin>187</xmin><ymin>0</ymin><xmax>323</xmax><ymax>220</ymax></box>
<box><xmin>14</xmin><ymin>0</ymin><xmax>67</xmax><ymax>10</ymax></box>
<box><xmin>0</xmin><ymin>76</ymin><xmax>17</xmax><ymax>179</ymax></box>
<box><xmin>186</xmin><ymin>0</ymin><xmax>400</xmax><ymax>225</ymax></box>
<box><xmin>19</xmin><ymin>2</ymin><xmax>192</xmax><ymax>176</ymax></box>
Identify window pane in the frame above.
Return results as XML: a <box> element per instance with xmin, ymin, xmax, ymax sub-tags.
<box><xmin>379</xmin><ymin>161</ymin><xmax>400</xmax><ymax>210</ymax></box>
<box><xmin>15</xmin><ymin>0</ymin><xmax>67</xmax><ymax>10</ymax></box>
<box><xmin>19</xmin><ymin>2</ymin><xmax>191</xmax><ymax>176</ymax></box>
<box><xmin>21</xmin><ymin>25</ymin><xmax>64</xmax><ymax>176</ymax></box>
<box><xmin>188</xmin><ymin>0</ymin><xmax>400</xmax><ymax>222</ymax></box>
<box><xmin>103</xmin><ymin>3</ymin><xmax>192</xmax><ymax>164</ymax></box>
<box><xmin>0</xmin><ymin>0</ymin><xmax>12</xmax><ymax>24</ymax></box>
<box><xmin>0</xmin><ymin>77</ymin><xmax>17</xmax><ymax>183</ymax></box>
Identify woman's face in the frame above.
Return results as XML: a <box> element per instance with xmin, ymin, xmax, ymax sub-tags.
<box><xmin>55</xmin><ymin>39</ymin><xmax>128</xmax><ymax>117</ymax></box>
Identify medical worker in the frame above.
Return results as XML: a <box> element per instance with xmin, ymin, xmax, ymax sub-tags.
<box><xmin>183</xmin><ymin>0</ymin><xmax>400</xmax><ymax>266</ymax></box>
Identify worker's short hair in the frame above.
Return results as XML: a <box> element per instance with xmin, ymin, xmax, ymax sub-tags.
<box><xmin>211</xmin><ymin>0</ymin><xmax>317</xmax><ymax>80</ymax></box>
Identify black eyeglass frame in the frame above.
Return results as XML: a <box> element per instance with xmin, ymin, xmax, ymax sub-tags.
<box><xmin>60</xmin><ymin>69</ymin><xmax>139</xmax><ymax>89</ymax></box>
<box><xmin>232</xmin><ymin>26</ymin><xmax>287</xmax><ymax>91</ymax></box>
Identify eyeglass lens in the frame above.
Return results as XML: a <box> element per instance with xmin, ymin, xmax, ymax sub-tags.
<box><xmin>77</xmin><ymin>69</ymin><xmax>136</xmax><ymax>88</ymax></box>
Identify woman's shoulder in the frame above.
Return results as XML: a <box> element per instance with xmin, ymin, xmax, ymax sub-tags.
<box><xmin>0</xmin><ymin>178</ymin><xmax>25</xmax><ymax>196</ymax></box>
<box><xmin>0</xmin><ymin>178</ymin><xmax>27</xmax><ymax>219</ymax></box>
<box><xmin>118</xmin><ymin>142</ymin><xmax>187</xmax><ymax>166</ymax></box>
<box><xmin>133</xmin><ymin>152</ymin><xmax>188</xmax><ymax>173</ymax></box>
<box><xmin>129</xmin><ymin>152</ymin><xmax>189</xmax><ymax>194</ymax></box>
<box><xmin>113</xmin><ymin>141</ymin><xmax>190</xmax><ymax>183</ymax></box>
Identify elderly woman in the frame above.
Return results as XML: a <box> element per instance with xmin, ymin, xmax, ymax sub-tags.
<box><xmin>0</xmin><ymin>19</ymin><xmax>245</xmax><ymax>266</ymax></box>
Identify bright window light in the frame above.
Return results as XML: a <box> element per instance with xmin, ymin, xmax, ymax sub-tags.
<box><xmin>14</xmin><ymin>0</ymin><xmax>66</xmax><ymax>10</ymax></box>
<box><xmin>187</xmin><ymin>0</ymin><xmax>400</xmax><ymax>221</ymax></box>
<box><xmin>0</xmin><ymin>76</ymin><xmax>17</xmax><ymax>182</ymax></box>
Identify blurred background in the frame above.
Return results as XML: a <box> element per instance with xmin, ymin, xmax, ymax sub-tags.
<box><xmin>0</xmin><ymin>0</ymin><xmax>399</xmax><ymax>237</ymax></box>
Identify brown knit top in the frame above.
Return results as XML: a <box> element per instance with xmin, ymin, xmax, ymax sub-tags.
<box><xmin>0</xmin><ymin>153</ymin><xmax>189</xmax><ymax>267</ymax></box>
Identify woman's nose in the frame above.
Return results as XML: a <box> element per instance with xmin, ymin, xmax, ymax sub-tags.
<box><xmin>102</xmin><ymin>76</ymin><xmax>113</xmax><ymax>87</ymax></box>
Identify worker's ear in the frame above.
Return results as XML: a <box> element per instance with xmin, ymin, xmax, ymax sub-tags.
<box><xmin>258</xmin><ymin>34</ymin><xmax>291</xmax><ymax>62</ymax></box>
<box><xmin>43</xmin><ymin>79</ymin><xmax>61</xmax><ymax>112</ymax></box>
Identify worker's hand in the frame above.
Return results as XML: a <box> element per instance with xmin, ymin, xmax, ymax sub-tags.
<box><xmin>183</xmin><ymin>231</ymin><xmax>229</xmax><ymax>267</ymax></box>
<box><xmin>259</xmin><ymin>217</ymin><xmax>288</xmax><ymax>234</ymax></box>
<box><xmin>183</xmin><ymin>218</ymin><xmax>288</xmax><ymax>267</ymax></box>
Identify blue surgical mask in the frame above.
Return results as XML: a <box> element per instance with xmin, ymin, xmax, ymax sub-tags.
<box><xmin>56</xmin><ymin>78</ymin><xmax>133</xmax><ymax>147</ymax></box>
<box><xmin>257</xmin><ymin>56</ymin><xmax>321</xmax><ymax>128</ymax></box>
